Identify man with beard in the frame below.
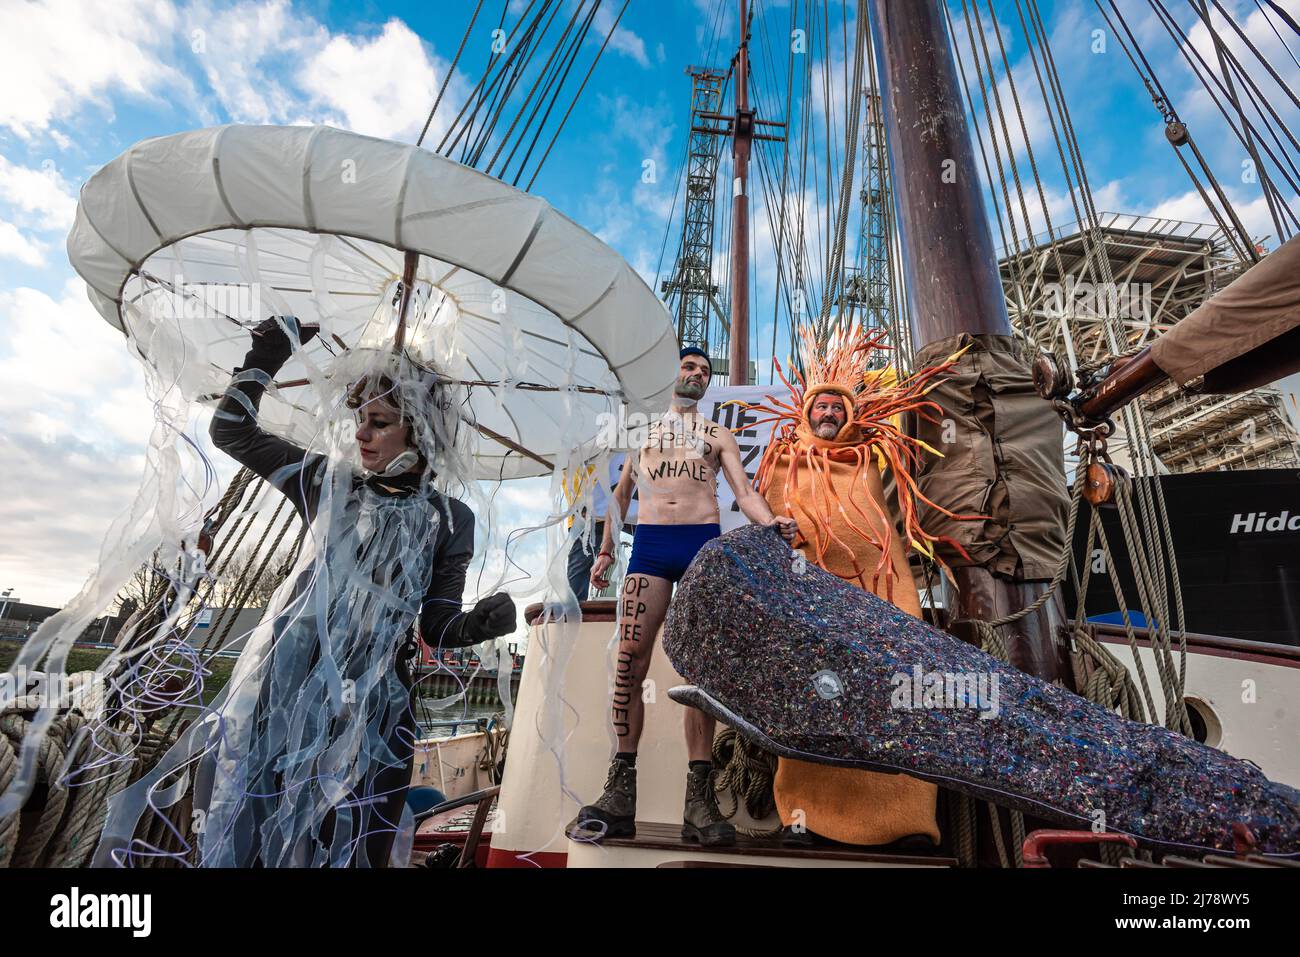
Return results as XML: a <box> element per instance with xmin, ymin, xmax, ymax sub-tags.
<box><xmin>566</xmin><ymin>347</ymin><xmax>797</xmax><ymax>846</ymax></box>
<box><xmin>745</xmin><ymin>324</ymin><xmax>972</xmax><ymax>849</ymax></box>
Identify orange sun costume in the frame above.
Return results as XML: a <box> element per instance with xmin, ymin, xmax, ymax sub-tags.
<box><xmin>742</xmin><ymin>323</ymin><xmax>974</xmax><ymax>847</ymax></box>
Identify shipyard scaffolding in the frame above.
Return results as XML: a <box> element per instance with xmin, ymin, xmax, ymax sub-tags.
<box><xmin>999</xmin><ymin>212</ymin><xmax>1300</xmax><ymax>474</ymax></box>
<box><xmin>661</xmin><ymin>66</ymin><xmax>727</xmax><ymax>358</ymax></box>
<box><xmin>841</xmin><ymin>88</ymin><xmax>911</xmax><ymax>372</ymax></box>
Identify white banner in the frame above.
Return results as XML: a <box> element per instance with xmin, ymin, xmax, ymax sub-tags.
<box><xmin>605</xmin><ymin>385</ymin><xmax>784</xmax><ymax>531</ymax></box>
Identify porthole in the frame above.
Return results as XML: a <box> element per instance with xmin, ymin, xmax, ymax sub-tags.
<box><xmin>1184</xmin><ymin>696</ymin><xmax>1222</xmax><ymax>748</ymax></box>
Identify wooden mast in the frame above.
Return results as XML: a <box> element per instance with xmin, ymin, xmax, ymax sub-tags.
<box><xmin>867</xmin><ymin>0</ymin><xmax>1070</xmax><ymax>685</ymax></box>
<box><xmin>728</xmin><ymin>0</ymin><xmax>754</xmax><ymax>385</ymax></box>
<box><xmin>393</xmin><ymin>249</ymin><xmax>420</xmax><ymax>353</ymax></box>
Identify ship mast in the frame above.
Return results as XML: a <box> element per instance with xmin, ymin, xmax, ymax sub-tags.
<box><xmin>683</xmin><ymin>0</ymin><xmax>785</xmax><ymax>384</ymax></box>
<box><xmin>867</xmin><ymin>0</ymin><xmax>1071</xmax><ymax>684</ymax></box>
<box><xmin>728</xmin><ymin>0</ymin><xmax>753</xmax><ymax>385</ymax></box>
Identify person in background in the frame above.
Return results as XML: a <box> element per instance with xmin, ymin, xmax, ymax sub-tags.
<box><xmin>564</xmin><ymin>462</ymin><xmax>610</xmax><ymax>601</ymax></box>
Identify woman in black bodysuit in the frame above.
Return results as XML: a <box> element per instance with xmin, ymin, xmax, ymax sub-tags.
<box><xmin>198</xmin><ymin>316</ymin><xmax>515</xmax><ymax>867</ymax></box>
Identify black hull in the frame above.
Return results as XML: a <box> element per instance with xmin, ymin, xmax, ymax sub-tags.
<box><xmin>1067</xmin><ymin>468</ymin><xmax>1300</xmax><ymax>647</ymax></box>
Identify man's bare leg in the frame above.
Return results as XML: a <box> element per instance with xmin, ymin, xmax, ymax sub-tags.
<box><xmin>567</xmin><ymin>573</ymin><xmax>671</xmax><ymax>842</ymax></box>
<box><xmin>683</xmin><ymin>707</ymin><xmax>716</xmax><ymax>762</ymax></box>
<box><xmin>681</xmin><ymin>695</ymin><xmax>735</xmax><ymax>845</ymax></box>
<box><xmin>613</xmin><ymin>574</ymin><xmax>719</xmax><ymax>764</ymax></box>
<box><xmin>612</xmin><ymin>573</ymin><xmax>671</xmax><ymax>751</ymax></box>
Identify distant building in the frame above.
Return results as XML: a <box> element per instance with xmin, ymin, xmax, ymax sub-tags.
<box><xmin>190</xmin><ymin>606</ymin><xmax>268</xmax><ymax>653</ymax></box>
<box><xmin>0</xmin><ymin>601</ymin><xmax>59</xmax><ymax>639</ymax></box>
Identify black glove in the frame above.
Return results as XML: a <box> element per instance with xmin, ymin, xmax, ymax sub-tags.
<box><xmin>248</xmin><ymin>316</ymin><xmax>319</xmax><ymax>366</ymax></box>
<box><xmin>462</xmin><ymin>592</ymin><xmax>516</xmax><ymax>643</ymax></box>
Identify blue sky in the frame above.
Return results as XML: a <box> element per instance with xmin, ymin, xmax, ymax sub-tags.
<box><xmin>1</xmin><ymin>0</ymin><xmax>1297</xmax><ymax>609</ymax></box>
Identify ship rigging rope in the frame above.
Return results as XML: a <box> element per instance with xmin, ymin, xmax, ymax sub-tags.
<box><xmin>710</xmin><ymin>726</ymin><xmax>781</xmax><ymax>837</ymax></box>
<box><xmin>0</xmin><ymin>680</ymin><xmax>131</xmax><ymax>869</ymax></box>
<box><xmin>496</xmin><ymin>0</ymin><xmax>601</xmax><ymax>182</ymax></box>
<box><xmin>1086</xmin><ymin>9</ymin><xmax>1249</xmax><ymax>262</ymax></box>
<box><xmin>141</xmin><ymin>501</ymin><xmax>303</xmax><ymax>755</ymax></box>
<box><xmin>523</xmin><ymin>0</ymin><xmax>633</xmax><ymax>190</ymax></box>
<box><xmin>414</xmin><ymin>0</ymin><xmax>629</xmax><ymax>190</ymax></box>
<box><xmin>1095</xmin><ymin>0</ymin><xmax>1261</xmax><ymax>259</ymax></box>
<box><xmin>1011</xmin><ymin>3</ymin><xmax>1191</xmax><ymax>712</ymax></box>
<box><xmin>791</xmin><ymin>0</ymin><xmax>814</xmax><ymax>362</ymax></box>
<box><xmin>0</xmin><ymin>729</ymin><xmax>14</xmax><ymax>866</ymax></box>
<box><xmin>113</xmin><ymin>470</ymin><xmax>269</xmax><ymax>665</ymax></box>
<box><xmin>746</xmin><ymin>0</ymin><xmax>801</xmax><ymax>375</ymax></box>
<box><xmin>0</xmin><ymin>712</ymin><xmax>67</xmax><ymax>867</ymax></box>
<box><xmin>1254</xmin><ymin>0</ymin><xmax>1300</xmax><ymax>70</ymax></box>
<box><xmin>465</xmin><ymin>0</ymin><xmax>567</xmax><ymax>169</ymax></box>
<box><xmin>459</xmin><ymin>0</ymin><xmax>555</xmax><ymax>166</ymax></box>
<box><xmin>416</xmin><ymin>0</ymin><xmax>485</xmax><ymax>147</ymax></box>
<box><xmin>815</xmin><ymin>1</ymin><xmax>866</xmax><ymax>343</ymax></box>
<box><xmin>1173</xmin><ymin>0</ymin><xmax>1300</xmax><ymax>161</ymax></box>
<box><xmin>439</xmin><ymin>0</ymin><xmax>546</xmax><ymax>159</ymax></box>
<box><xmin>766</xmin><ymin>0</ymin><xmax>797</xmax><ymax>382</ymax></box>
<box><xmin>971</xmin><ymin>476</ymin><xmax>1083</xmax><ymax>662</ymax></box>
<box><xmin>1188</xmin><ymin>1</ymin><xmax>1294</xmax><ymax>241</ymax></box>
<box><xmin>1153</xmin><ymin>0</ymin><xmax>1300</xmax><ymax>239</ymax></box>
<box><xmin>968</xmin><ymin>471</ymin><xmax>1162</xmax><ymax>723</ymax></box>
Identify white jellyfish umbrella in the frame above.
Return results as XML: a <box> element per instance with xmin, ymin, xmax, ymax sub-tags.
<box><xmin>67</xmin><ymin>124</ymin><xmax>679</xmax><ymax>479</ymax></box>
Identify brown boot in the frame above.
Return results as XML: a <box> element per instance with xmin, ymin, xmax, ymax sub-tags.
<box><xmin>566</xmin><ymin>757</ymin><xmax>637</xmax><ymax>843</ymax></box>
<box><xmin>681</xmin><ymin>763</ymin><xmax>736</xmax><ymax>846</ymax></box>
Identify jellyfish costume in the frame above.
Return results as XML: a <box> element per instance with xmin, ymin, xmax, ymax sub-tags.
<box><xmin>18</xmin><ymin>123</ymin><xmax>679</xmax><ymax>868</ymax></box>
<box><xmin>106</xmin><ymin>322</ymin><xmax>499</xmax><ymax>866</ymax></box>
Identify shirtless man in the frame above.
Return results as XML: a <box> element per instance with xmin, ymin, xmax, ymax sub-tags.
<box><xmin>566</xmin><ymin>347</ymin><xmax>797</xmax><ymax>846</ymax></box>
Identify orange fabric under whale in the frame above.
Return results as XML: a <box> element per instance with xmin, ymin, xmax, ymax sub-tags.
<box><xmin>764</xmin><ymin>438</ymin><xmax>941</xmax><ymax>847</ymax></box>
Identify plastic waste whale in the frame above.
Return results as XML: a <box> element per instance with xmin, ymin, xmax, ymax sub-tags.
<box><xmin>663</xmin><ymin>524</ymin><xmax>1300</xmax><ymax>856</ymax></box>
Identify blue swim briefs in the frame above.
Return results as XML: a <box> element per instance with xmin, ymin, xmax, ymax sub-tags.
<box><xmin>625</xmin><ymin>523</ymin><xmax>722</xmax><ymax>584</ymax></box>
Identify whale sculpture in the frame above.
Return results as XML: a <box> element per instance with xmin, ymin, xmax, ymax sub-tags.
<box><xmin>663</xmin><ymin>524</ymin><xmax>1300</xmax><ymax>856</ymax></box>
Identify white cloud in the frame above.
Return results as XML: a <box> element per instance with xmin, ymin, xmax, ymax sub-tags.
<box><xmin>1091</xmin><ymin>178</ymin><xmax>1127</xmax><ymax>213</ymax></box>
<box><xmin>0</xmin><ymin>156</ymin><xmax>78</xmax><ymax>232</ymax></box>
<box><xmin>0</xmin><ymin>281</ymin><xmax>158</xmax><ymax>605</ymax></box>
<box><xmin>591</xmin><ymin>5</ymin><xmax>650</xmax><ymax>68</ymax></box>
<box><xmin>0</xmin><ymin>0</ymin><xmax>184</xmax><ymax>138</ymax></box>
<box><xmin>0</xmin><ymin>220</ymin><xmax>48</xmax><ymax>267</ymax></box>
<box><xmin>0</xmin><ymin>281</ymin><xmax>153</xmax><ymax>446</ymax></box>
<box><xmin>180</xmin><ymin>3</ymin><xmax>467</xmax><ymax>145</ymax></box>
<box><xmin>298</xmin><ymin>19</ymin><xmax>447</xmax><ymax>141</ymax></box>
<box><xmin>1146</xmin><ymin>185</ymin><xmax>1297</xmax><ymax>247</ymax></box>
<box><xmin>184</xmin><ymin>0</ymin><xmax>327</xmax><ymax>124</ymax></box>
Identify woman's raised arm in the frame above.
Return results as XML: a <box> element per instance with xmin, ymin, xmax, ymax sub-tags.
<box><xmin>210</xmin><ymin>317</ymin><xmax>320</xmax><ymax>516</ymax></box>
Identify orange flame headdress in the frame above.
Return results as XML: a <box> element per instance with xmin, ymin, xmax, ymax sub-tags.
<box><xmin>739</xmin><ymin>323</ymin><xmax>977</xmax><ymax>598</ymax></box>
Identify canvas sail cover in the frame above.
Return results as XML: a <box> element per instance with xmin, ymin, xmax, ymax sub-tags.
<box><xmin>911</xmin><ymin>334</ymin><xmax>1070</xmax><ymax>581</ymax></box>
